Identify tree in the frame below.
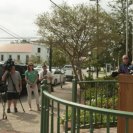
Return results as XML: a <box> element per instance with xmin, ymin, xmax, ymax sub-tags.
<box><xmin>36</xmin><ymin>3</ymin><xmax>119</xmax><ymax>81</ymax></box>
<box><xmin>109</xmin><ymin>0</ymin><xmax>133</xmax><ymax>61</ymax></box>
<box><xmin>52</xmin><ymin>47</ymin><xmax>68</xmax><ymax>68</ymax></box>
<box><xmin>29</xmin><ymin>55</ymin><xmax>42</xmax><ymax>64</ymax></box>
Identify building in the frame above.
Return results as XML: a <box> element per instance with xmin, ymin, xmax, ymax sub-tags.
<box><xmin>0</xmin><ymin>43</ymin><xmax>49</xmax><ymax>64</ymax></box>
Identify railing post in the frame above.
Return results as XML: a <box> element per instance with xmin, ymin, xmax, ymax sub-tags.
<box><xmin>72</xmin><ymin>78</ymin><xmax>77</xmax><ymax>103</ymax></box>
<box><xmin>40</xmin><ymin>80</ymin><xmax>49</xmax><ymax>133</ymax></box>
<box><xmin>71</xmin><ymin>78</ymin><xmax>77</xmax><ymax>133</ymax></box>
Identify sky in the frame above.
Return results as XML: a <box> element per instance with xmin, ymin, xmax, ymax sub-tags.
<box><xmin>0</xmin><ymin>0</ymin><xmax>110</xmax><ymax>43</ymax></box>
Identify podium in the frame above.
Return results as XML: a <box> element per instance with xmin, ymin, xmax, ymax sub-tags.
<box><xmin>118</xmin><ymin>74</ymin><xmax>133</xmax><ymax>133</ymax></box>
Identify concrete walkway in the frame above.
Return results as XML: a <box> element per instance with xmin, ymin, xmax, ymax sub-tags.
<box><xmin>0</xmin><ymin>82</ymin><xmax>72</xmax><ymax>133</ymax></box>
<box><xmin>0</xmin><ymin>82</ymin><xmax>117</xmax><ymax>133</ymax></box>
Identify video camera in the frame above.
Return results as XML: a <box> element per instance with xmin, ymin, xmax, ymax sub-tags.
<box><xmin>3</xmin><ymin>58</ymin><xmax>15</xmax><ymax>71</ymax></box>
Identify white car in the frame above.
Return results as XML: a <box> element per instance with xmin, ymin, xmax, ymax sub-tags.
<box><xmin>36</xmin><ymin>67</ymin><xmax>66</xmax><ymax>86</ymax></box>
<box><xmin>62</xmin><ymin>65</ymin><xmax>74</xmax><ymax>80</ymax></box>
<box><xmin>51</xmin><ymin>69</ymin><xmax>66</xmax><ymax>85</ymax></box>
<box><xmin>34</xmin><ymin>65</ymin><xmax>43</xmax><ymax>73</ymax></box>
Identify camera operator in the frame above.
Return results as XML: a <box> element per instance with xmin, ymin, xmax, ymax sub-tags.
<box><xmin>2</xmin><ymin>65</ymin><xmax>22</xmax><ymax>113</ymax></box>
<box><xmin>118</xmin><ymin>55</ymin><xmax>130</xmax><ymax>74</ymax></box>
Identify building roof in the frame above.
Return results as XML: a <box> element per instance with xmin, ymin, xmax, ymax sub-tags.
<box><xmin>0</xmin><ymin>44</ymin><xmax>33</xmax><ymax>53</ymax></box>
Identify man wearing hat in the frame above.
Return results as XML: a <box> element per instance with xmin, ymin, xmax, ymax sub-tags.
<box><xmin>39</xmin><ymin>63</ymin><xmax>53</xmax><ymax>92</ymax></box>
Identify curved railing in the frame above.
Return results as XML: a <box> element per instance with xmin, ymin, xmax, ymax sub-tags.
<box><xmin>40</xmin><ymin>80</ymin><xmax>133</xmax><ymax>133</ymax></box>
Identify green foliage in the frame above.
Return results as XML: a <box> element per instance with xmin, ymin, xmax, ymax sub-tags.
<box><xmin>109</xmin><ymin>0</ymin><xmax>133</xmax><ymax>59</ymax></box>
<box><xmin>84</xmin><ymin>75</ymin><xmax>94</xmax><ymax>81</ymax></box>
<box><xmin>96</xmin><ymin>75</ymin><xmax>118</xmax><ymax>81</ymax></box>
<box><xmin>52</xmin><ymin>47</ymin><xmax>68</xmax><ymax>67</ymax></box>
<box><xmin>30</xmin><ymin>55</ymin><xmax>42</xmax><ymax>64</ymax></box>
<box><xmin>61</xmin><ymin>98</ymin><xmax>118</xmax><ymax>126</ymax></box>
<box><xmin>35</xmin><ymin>3</ymin><xmax>120</xmax><ymax>80</ymax></box>
<box><xmin>61</xmin><ymin>80</ymin><xmax>118</xmax><ymax>127</ymax></box>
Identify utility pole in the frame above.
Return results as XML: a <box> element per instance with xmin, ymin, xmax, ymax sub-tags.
<box><xmin>132</xmin><ymin>0</ymin><xmax>133</xmax><ymax>60</ymax></box>
<box><xmin>96</xmin><ymin>0</ymin><xmax>99</xmax><ymax>78</ymax></box>
<box><xmin>49</xmin><ymin>43</ymin><xmax>52</xmax><ymax>72</ymax></box>
<box><xmin>90</xmin><ymin>0</ymin><xmax>99</xmax><ymax>78</ymax></box>
<box><xmin>126</xmin><ymin>0</ymin><xmax>129</xmax><ymax>55</ymax></box>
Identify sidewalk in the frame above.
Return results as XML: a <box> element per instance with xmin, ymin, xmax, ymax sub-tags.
<box><xmin>0</xmin><ymin>82</ymin><xmax>72</xmax><ymax>133</ymax></box>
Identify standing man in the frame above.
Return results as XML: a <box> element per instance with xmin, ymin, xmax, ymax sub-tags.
<box><xmin>39</xmin><ymin>63</ymin><xmax>53</xmax><ymax>92</ymax></box>
<box><xmin>2</xmin><ymin>65</ymin><xmax>22</xmax><ymax>113</ymax></box>
<box><xmin>119</xmin><ymin>55</ymin><xmax>130</xmax><ymax>74</ymax></box>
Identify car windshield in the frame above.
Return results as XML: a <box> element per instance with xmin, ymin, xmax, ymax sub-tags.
<box><xmin>64</xmin><ymin>65</ymin><xmax>72</xmax><ymax>69</ymax></box>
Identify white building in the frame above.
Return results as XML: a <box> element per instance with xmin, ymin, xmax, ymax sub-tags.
<box><xmin>0</xmin><ymin>43</ymin><xmax>49</xmax><ymax>64</ymax></box>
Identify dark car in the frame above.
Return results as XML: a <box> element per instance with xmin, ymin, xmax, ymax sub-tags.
<box><xmin>0</xmin><ymin>63</ymin><xmax>27</xmax><ymax>95</ymax></box>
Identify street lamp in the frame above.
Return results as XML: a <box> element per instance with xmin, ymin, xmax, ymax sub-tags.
<box><xmin>126</xmin><ymin>0</ymin><xmax>129</xmax><ymax>55</ymax></box>
<box><xmin>90</xmin><ymin>0</ymin><xmax>99</xmax><ymax>78</ymax></box>
<box><xmin>132</xmin><ymin>0</ymin><xmax>133</xmax><ymax>60</ymax></box>
<box><xmin>49</xmin><ymin>43</ymin><xmax>52</xmax><ymax>72</ymax></box>
<box><xmin>88</xmin><ymin>51</ymin><xmax>92</xmax><ymax>78</ymax></box>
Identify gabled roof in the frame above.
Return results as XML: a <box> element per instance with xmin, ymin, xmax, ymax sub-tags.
<box><xmin>0</xmin><ymin>44</ymin><xmax>32</xmax><ymax>53</ymax></box>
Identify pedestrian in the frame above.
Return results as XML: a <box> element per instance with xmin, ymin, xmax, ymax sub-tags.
<box><xmin>118</xmin><ymin>55</ymin><xmax>130</xmax><ymax>74</ymax></box>
<box><xmin>25</xmin><ymin>62</ymin><xmax>40</xmax><ymax>111</ymax></box>
<box><xmin>39</xmin><ymin>63</ymin><xmax>53</xmax><ymax>93</ymax></box>
<box><xmin>2</xmin><ymin>65</ymin><xmax>22</xmax><ymax>113</ymax></box>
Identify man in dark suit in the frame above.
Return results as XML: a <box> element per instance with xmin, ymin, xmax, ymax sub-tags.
<box><xmin>118</xmin><ymin>55</ymin><xmax>130</xmax><ymax>74</ymax></box>
<box><xmin>112</xmin><ymin>55</ymin><xmax>130</xmax><ymax>77</ymax></box>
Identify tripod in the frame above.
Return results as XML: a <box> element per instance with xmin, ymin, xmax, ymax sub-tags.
<box><xmin>0</xmin><ymin>92</ymin><xmax>7</xmax><ymax>120</ymax></box>
<box><xmin>8</xmin><ymin>72</ymin><xmax>25</xmax><ymax>112</ymax></box>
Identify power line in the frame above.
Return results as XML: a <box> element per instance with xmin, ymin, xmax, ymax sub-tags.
<box><xmin>0</xmin><ymin>27</ymin><xmax>21</xmax><ymax>40</ymax></box>
<box><xmin>0</xmin><ymin>25</ymin><xmax>23</xmax><ymax>39</ymax></box>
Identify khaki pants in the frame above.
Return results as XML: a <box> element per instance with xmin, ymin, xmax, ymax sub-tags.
<box><xmin>26</xmin><ymin>84</ymin><xmax>39</xmax><ymax>105</ymax></box>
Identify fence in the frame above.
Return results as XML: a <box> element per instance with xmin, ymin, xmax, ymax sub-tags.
<box><xmin>40</xmin><ymin>80</ymin><xmax>133</xmax><ymax>133</ymax></box>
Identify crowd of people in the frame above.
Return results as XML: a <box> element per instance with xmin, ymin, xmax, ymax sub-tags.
<box><xmin>2</xmin><ymin>62</ymin><xmax>53</xmax><ymax>113</ymax></box>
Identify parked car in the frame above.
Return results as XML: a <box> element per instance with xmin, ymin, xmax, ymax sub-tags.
<box><xmin>62</xmin><ymin>65</ymin><xmax>74</xmax><ymax>81</ymax></box>
<box><xmin>34</xmin><ymin>67</ymin><xmax>43</xmax><ymax>73</ymax></box>
<box><xmin>51</xmin><ymin>69</ymin><xmax>66</xmax><ymax>85</ymax></box>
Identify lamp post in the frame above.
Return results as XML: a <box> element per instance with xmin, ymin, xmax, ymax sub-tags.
<box><xmin>90</xmin><ymin>0</ymin><xmax>99</xmax><ymax>78</ymax></box>
<box><xmin>132</xmin><ymin>0</ymin><xmax>133</xmax><ymax>60</ymax></box>
<box><xmin>88</xmin><ymin>51</ymin><xmax>92</xmax><ymax>78</ymax></box>
<box><xmin>126</xmin><ymin>0</ymin><xmax>129</xmax><ymax>55</ymax></box>
<box><xmin>49</xmin><ymin>43</ymin><xmax>52</xmax><ymax>72</ymax></box>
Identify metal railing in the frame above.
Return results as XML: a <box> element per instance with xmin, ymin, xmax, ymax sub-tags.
<box><xmin>40</xmin><ymin>80</ymin><xmax>133</xmax><ymax>133</ymax></box>
<box><xmin>76</xmin><ymin>80</ymin><xmax>118</xmax><ymax>126</ymax></box>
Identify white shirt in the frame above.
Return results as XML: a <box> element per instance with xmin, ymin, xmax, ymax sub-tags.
<box><xmin>39</xmin><ymin>70</ymin><xmax>53</xmax><ymax>84</ymax></box>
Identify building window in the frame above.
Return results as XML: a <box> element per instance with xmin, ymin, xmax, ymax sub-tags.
<box><xmin>17</xmin><ymin>55</ymin><xmax>20</xmax><ymax>61</ymax></box>
<box><xmin>1</xmin><ymin>55</ymin><xmax>4</xmax><ymax>61</ymax></box>
<box><xmin>37</xmin><ymin>48</ymin><xmax>41</xmax><ymax>53</ymax></box>
<box><xmin>9</xmin><ymin>55</ymin><xmax>12</xmax><ymax>59</ymax></box>
<box><xmin>26</xmin><ymin>55</ymin><xmax>29</xmax><ymax>64</ymax></box>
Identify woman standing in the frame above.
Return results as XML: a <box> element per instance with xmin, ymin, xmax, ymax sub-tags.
<box><xmin>25</xmin><ymin>62</ymin><xmax>40</xmax><ymax>111</ymax></box>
